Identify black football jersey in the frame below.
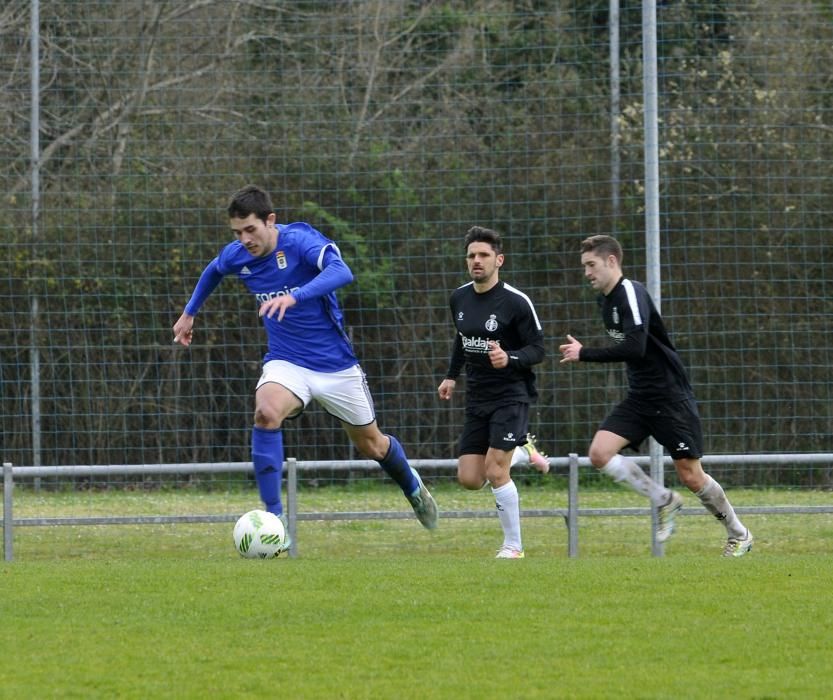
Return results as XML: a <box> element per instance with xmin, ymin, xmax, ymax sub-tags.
<box><xmin>446</xmin><ymin>280</ymin><xmax>544</xmax><ymax>405</ymax></box>
<box><xmin>580</xmin><ymin>276</ymin><xmax>693</xmax><ymax>402</ymax></box>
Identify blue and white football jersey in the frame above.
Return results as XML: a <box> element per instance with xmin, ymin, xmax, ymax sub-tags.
<box><xmin>214</xmin><ymin>222</ymin><xmax>358</xmax><ymax>372</ymax></box>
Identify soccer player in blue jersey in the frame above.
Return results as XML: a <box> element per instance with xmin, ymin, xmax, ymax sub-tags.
<box><xmin>172</xmin><ymin>185</ymin><xmax>438</xmax><ymax>542</ymax></box>
<box><xmin>559</xmin><ymin>235</ymin><xmax>752</xmax><ymax>557</ymax></box>
<box><xmin>438</xmin><ymin>226</ymin><xmax>547</xmax><ymax>559</ymax></box>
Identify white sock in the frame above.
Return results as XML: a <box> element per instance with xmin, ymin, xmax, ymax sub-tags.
<box><xmin>492</xmin><ymin>480</ymin><xmax>522</xmax><ymax>551</ymax></box>
<box><xmin>510</xmin><ymin>446</ymin><xmax>528</xmax><ymax>467</ymax></box>
<box><xmin>696</xmin><ymin>475</ymin><xmax>746</xmax><ymax>539</ymax></box>
<box><xmin>602</xmin><ymin>454</ymin><xmax>671</xmax><ymax>507</ymax></box>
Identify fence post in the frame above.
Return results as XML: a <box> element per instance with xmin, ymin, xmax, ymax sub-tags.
<box><xmin>286</xmin><ymin>458</ymin><xmax>297</xmax><ymax>559</ymax></box>
<box><xmin>3</xmin><ymin>462</ymin><xmax>12</xmax><ymax>562</ymax></box>
<box><xmin>568</xmin><ymin>453</ymin><xmax>579</xmax><ymax>558</ymax></box>
<box><xmin>649</xmin><ymin>440</ymin><xmax>664</xmax><ymax>557</ymax></box>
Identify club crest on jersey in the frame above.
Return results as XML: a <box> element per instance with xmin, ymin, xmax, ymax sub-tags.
<box><xmin>612</xmin><ymin>306</ymin><xmax>619</xmax><ymax>324</ymax></box>
<box><xmin>485</xmin><ymin>314</ymin><xmax>499</xmax><ymax>332</ymax></box>
<box><xmin>275</xmin><ymin>251</ymin><xmax>287</xmax><ymax>269</ymax></box>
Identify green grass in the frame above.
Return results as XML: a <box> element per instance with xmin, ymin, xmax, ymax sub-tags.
<box><xmin>2</xmin><ymin>484</ymin><xmax>833</xmax><ymax>698</ymax></box>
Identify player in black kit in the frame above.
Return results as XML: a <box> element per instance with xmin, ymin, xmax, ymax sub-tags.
<box><xmin>559</xmin><ymin>235</ymin><xmax>753</xmax><ymax>557</ymax></box>
<box><xmin>438</xmin><ymin>226</ymin><xmax>546</xmax><ymax>559</ymax></box>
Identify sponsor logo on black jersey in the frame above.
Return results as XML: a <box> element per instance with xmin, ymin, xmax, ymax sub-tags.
<box><xmin>461</xmin><ymin>335</ymin><xmax>491</xmax><ymax>353</ymax></box>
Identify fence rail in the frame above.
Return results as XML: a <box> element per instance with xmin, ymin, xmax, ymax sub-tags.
<box><xmin>4</xmin><ymin>454</ymin><xmax>833</xmax><ymax>562</ymax></box>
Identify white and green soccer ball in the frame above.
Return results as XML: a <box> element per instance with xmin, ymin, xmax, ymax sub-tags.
<box><xmin>233</xmin><ymin>509</ymin><xmax>288</xmax><ymax>558</ymax></box>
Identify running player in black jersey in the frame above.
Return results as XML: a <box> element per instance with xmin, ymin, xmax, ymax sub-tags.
<box><xmin>438</xmin><ymin>226</ymin><xmax>547</xmax><ymax>558</ymax></box>
<box><xmin>559</xmin><ymin>235</ymin><xmax>753</xmax><ymax>557</ymax></box>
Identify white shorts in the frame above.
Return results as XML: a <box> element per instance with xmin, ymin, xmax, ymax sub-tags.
<box><xmin>256</xmin><ymin>360</ymin><xmax>376</xmax><ymax>426</ymax></box>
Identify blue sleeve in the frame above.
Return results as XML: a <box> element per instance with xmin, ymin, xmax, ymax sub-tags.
<box><xmin>291</xmin><ymin>246</ymin><xmax>354</xmax><ymax>304</ymax></box>
<box><xmin>184</xmin><ymin>257</ymin><xmax>225</xmax><ymax>315</ymax></box>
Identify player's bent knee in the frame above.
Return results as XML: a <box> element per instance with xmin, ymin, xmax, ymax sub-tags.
<box><xmin>457</xmin><ymin>467</ymin><xmax>488</xmax><ymax>489</ymax></box>
<box><xmin>253</xmin><ymin>408</ymin><xmax>283</xmax><ymax>429</ymax></box>
<box><xmin>587</xmin><ymin>447</ymin><xmax>612</xmax><ymax>470</ymax></box>
<box><xmin>457</xmin><ymin>474</ymin><xmax>485</xmax><ymax>490</ymax></box>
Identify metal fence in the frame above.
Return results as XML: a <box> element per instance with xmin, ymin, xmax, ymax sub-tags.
<box><xmin>5</xmin><ymin>453</ymin><xmax>833</xmax><ymax>561</ymax></box>
<box><xmin>2</xmin><ymin>3</ymin><xmax>832</xmax><ymax>492</ymax></box>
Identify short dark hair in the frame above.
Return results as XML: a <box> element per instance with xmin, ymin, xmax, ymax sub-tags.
<box><xmin>464</xmin><ymin>225</ymin><xmax>503</xmax><ymax>254</ymax></box>
<box><xmin>581</xmin><ymin>234</ymin><xmax>623</xmax><ymax>264</ymax></box>
<box><xmin>227</xmin><ymin>185</ymin><xmax>274</xmax><ymax>222</ymax></box>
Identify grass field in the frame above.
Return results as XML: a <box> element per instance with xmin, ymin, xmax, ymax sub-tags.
<box><xmin>2</xmin><ymin>483</ymin><xmax>833</xmax><ymax>698</ymax></box>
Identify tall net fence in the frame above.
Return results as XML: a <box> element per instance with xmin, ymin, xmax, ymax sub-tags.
<box><xmin>2</xmin><ymin>1</ymin><xmax>832</xmax><ymax>488</ymax></box>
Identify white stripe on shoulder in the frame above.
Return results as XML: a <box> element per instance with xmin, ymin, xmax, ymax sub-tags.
<box><xmin>316</xmin><ymin>242</ymin><xmax>341</xmax><ymax>270</ymax></box>
<box><xmin>503</xmin><ymin>282</ymin><xmax>542</xmax><ymax>330</ymax></box>
<box><xmin>456</xmin><ymin>281</ymin><xmax>475</xmax><ymax>291</ymax></box>
<box><xmin>621</xmin><ymin>279</ymin><xmax>642</xmax><ymax>325</ymax></box>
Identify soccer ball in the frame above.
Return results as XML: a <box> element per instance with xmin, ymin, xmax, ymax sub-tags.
<box><xmin>233</xmin><ymin>509</ymin><xmax>288</xmax><ymax>559</ymax></box>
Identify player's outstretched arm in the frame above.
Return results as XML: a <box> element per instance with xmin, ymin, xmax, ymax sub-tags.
<box><xmin>172</xmin><ymin>313</ymin><xmax>195</xmax><ymax>346</ymax></box>
<box><xmin>175</xmin><ymin>257</ymin><xmax>225</xmax><ymax>343</ymax></box>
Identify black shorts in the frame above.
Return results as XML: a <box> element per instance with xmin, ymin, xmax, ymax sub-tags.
<box><xmin>599</xmin><ymin>396</ymin><xmax>704</xmax><ymax>460</ymax></box>
<box><xmin>458</xmin><ymin>401</ymin><xmax>530</xmax><ymax>456</ymax></box>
